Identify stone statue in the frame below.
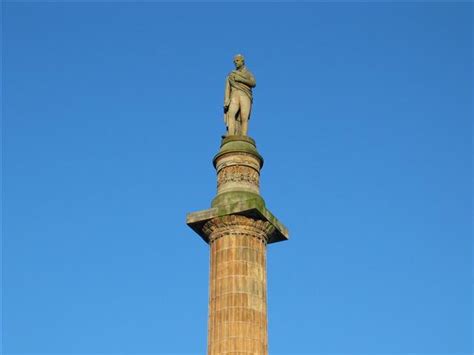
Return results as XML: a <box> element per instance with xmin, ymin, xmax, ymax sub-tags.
<box><xmin>223</xmin><ymin>54</ymin><xmax>256</xmax><ymax>136</ymax></box>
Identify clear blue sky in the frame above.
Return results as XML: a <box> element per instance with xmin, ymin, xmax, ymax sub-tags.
<box><xmin>2</xmin><ymin>2</ymin><xmax>472</xmax><ymax>354</ymax></box>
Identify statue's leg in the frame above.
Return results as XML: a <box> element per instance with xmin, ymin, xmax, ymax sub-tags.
<box><xmin>227</xmin><ymin>113</ymin><xmax>235</xmax><ymax>136</ymax></box>
<box><xmin>227</xmin><ymin>93</ymin><xmax>240</xmax><ymax>136</ymax></box>
<box><xmin>239</xmin><ymin>94</ymin><xmax>251</xmax><ymax>136</ymax></box>
<box><xmin>235</xmin><ymin>113</ymin><xmax>242</xmax><ymax>135</ymax></box>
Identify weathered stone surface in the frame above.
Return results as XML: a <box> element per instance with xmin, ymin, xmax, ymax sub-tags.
<box><xmin>217</xmin><ymin>164</ymin><xmax>260</xmax><ymax>194</ymax></box>
<box><xmin>204</xmin><ymin>215</ymin><xmax>270</xmax><ymax>355</ymax></box>
<box><xmin>213</xmin><ymin>136</ymin><xmax>263</xmax><ymax>168</ymax></box>
<box><xmin>186</xmin><ymin>198</ymin><xmax>288</xmax><ymax>244</ymax></box>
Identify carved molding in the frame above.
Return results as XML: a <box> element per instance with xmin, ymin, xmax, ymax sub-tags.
<box><xmin>217</xmin><ymin>165</ymin><xmax>260</xmax><ymax>189</ymax></box>
<box><xmin>203</xmin><ymin>215</ymin><xmax>275</xmax><ymax>244</ymax></box>
<box><xmin>215</xmin><ymin>153</ymin><xmax>261</xmax><ymax>173</ymax></box>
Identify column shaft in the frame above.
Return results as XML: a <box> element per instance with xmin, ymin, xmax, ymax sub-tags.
<box><xmin>203</xmin><ymin>215</ymin><xmax>273</xmax><ymax>355</ymax></box>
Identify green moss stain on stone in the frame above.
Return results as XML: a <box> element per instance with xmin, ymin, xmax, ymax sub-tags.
<box><xmin>213</xmin><ymin>137</ymin><xmax>264</xmax><ymax>168</ymax></box>
<box><xmin>211</xmin><ymin>191</ymin><xmax>265</xmax><ymax>208</ymax></box>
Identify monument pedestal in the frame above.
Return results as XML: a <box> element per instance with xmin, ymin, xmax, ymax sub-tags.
<box><xmin>187</xmin><ymin>136</ymin><xmax>288</xmax><ymax>355</ymax></box>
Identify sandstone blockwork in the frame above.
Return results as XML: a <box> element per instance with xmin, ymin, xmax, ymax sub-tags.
<box><xmin>203</xmin><ymin>215</ymin><xmax>274</xmax><ymax>355</ymax></box>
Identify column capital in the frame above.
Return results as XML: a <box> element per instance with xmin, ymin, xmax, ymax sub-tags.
<box><xmin>203</xmin><ymin>215</ymin><xmax>275</xmax><ymax>244</ymax></box>
<box><xmin>186</xmin><ymin>198</ymin><xmax>289</xmax><ymax>245</ymax></box>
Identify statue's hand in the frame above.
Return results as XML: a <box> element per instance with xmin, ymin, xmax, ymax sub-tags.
<box><xmin>232</xmin><ymin>72</ymin><xmax>247</xmax><ymax>84</ymax></box>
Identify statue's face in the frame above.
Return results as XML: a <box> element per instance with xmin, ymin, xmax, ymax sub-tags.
<box><xmin>234</xmin><ymin>56</ymin><xmax>244</xmax><ymax>69</ymax></box>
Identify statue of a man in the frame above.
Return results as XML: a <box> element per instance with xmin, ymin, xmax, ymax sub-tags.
<box><xmin>223</xmin><ymin>54</ymin><xmax>256</xmax><ymax>136</ymax></box>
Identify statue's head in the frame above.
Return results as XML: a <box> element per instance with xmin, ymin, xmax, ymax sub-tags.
<box><xmin>233</xmin><ymin>54</ymin><xmax>245</xmax><ymax>69</ymax></box>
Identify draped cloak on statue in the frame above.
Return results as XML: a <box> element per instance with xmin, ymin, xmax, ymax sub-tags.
<box><xmin>224</xmin><ymin>67</ymin><xmax>256</xmax><ymax>127</ymax></box>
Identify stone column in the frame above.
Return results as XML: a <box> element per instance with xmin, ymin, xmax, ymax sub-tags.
<box><xmin>187</xmin><ymin>136</ymin><xmax>288</xmax><ymax>355</ymax></box>
<box><xmin>203</xmin><ymin>215</ymin><xmax>273</xmax><ymax>354</ymax></box>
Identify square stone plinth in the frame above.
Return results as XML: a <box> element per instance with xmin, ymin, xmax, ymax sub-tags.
<box><xmin>186</xmin><ymin>198</ymin><xmax>289</xmax><ymax>244</ymax></box>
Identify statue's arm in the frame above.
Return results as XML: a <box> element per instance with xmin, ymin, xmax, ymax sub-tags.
<box><xmin>224</xmin><ymin>78</ymin><xmax>231</xmax><ymax>110</ymax></box>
